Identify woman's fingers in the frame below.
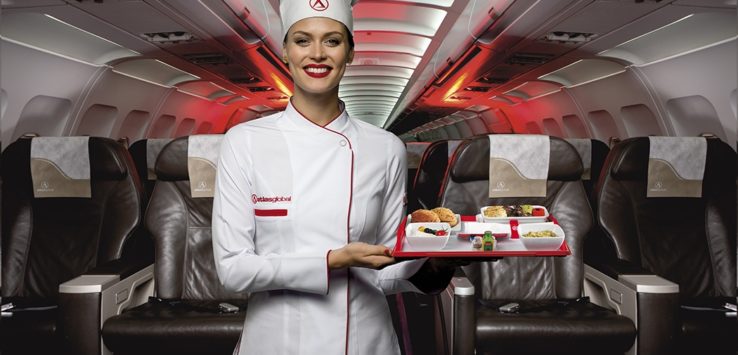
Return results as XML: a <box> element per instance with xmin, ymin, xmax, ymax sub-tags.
<box><xmin>359</xmin><ymin>255</ymin><xmax>396</xmax><ymax>269</ymax></box>
<box><xmin>335</xmin><ymin>242</ymin><xmax>396</xmax><ymax>269</ymax></box>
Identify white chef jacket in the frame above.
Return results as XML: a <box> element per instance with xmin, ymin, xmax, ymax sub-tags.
<box><xmin>212</xmin><ymin>100</ymin><xmax>426</xmax><ymax>355</ymax></box>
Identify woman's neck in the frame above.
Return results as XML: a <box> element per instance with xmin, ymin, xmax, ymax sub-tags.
<box><xmin>290</xmin><ymin>88</ymin><xmax>342</xmax><ymax>127</ymax></box>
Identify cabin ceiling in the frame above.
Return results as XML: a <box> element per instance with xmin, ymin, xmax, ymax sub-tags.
<box><xmin>1</xmin><ymin>0</ymin><xmax>736</xmax><ymax>134</ymax></box>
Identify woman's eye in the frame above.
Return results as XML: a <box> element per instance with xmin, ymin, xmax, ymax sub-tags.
<box><xmin>295</xmin><ymin>38</ymin><xmax>309</xmax><ymax>46</ymax></box>
<box><xmin>325</xmin><ymin>38</ymin><xmax>341</xmax><ymax>47</ymax></box>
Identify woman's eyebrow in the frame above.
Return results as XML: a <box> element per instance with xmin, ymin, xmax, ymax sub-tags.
<box><xmin>291</xmin><ymin>31</ymin><xmax>344</xmax><ymax>38</ymax></box>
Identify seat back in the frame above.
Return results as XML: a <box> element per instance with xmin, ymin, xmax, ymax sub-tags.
<box><xmin>566</xmin><ymin>138</ymin><xmax>610</xmax><ymax>203</ymax></box>
<box><xmin>595</xmin><ymin>137</ymin><xmax>736</xmax><ymax>299</ymax></box>
<box><xmin>148</xmin><ymin>136</ymin><xmax>248</xmax><ymax>301</ymax></box>
<box><xmin>413</xmin><ymin>139</ymin><xmax>465</xmax><ymax>210</ymax></box>
<box><xmin>1</xmin><ymin>136</ymin><xmax>146</xmax><ymax>301</ymax></box>
<box><xmin>128</xmin><ymin>138</ymin><xmax>172</xmax><ymax>199</ymax></box>
<box><xmin>440</xmin><ymin>135</ymin><xmax>590</xmax><ymax>300</ymax></box>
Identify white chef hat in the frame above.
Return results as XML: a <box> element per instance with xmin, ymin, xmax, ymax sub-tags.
<box><xmin>280</xmin><ymin>0</ymin><xmax>355</xmax><ymax>38</ymax></box>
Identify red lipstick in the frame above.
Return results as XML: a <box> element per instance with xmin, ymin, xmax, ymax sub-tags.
<box><xmin>304</xmin><ymin>64</ymin><xmax>332</xmax><ymax>78</ymax></box>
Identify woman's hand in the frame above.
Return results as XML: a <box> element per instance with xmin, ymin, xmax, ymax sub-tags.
<box><xmin>329</xmin><ymin>242</ymin><xmax>395</xmax><ymax>270</ymax></box>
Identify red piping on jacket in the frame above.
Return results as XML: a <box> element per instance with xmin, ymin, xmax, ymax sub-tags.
<box><xmin>291</xmin><ymin>101</ymin><xmax>354</xmax><ymax>355</ymax></box>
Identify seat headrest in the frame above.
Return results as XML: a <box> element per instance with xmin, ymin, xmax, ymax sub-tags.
<box><xmin>19</xmin><ymin>137</ymin><xmax>129</xmax><ymax>180</ymax></box>
<box><xmin>609</xmin><ymin>136</ymin><xmax>734</xmax><ymax>182</ymax></box>
<box><xmin>154</xmin><ymin>136</ymin><xmax>189</xmax><ymax>181</ymax></box>
<box><xmin>450</xmin><ymin>135</ymin><xmax>583</xmax><ymax>182</ymax></box>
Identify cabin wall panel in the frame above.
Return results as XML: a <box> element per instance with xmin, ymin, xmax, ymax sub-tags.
<box><xmin>150</xmin><ymin>114</ymin><xmax>176</xmax><ymax>138</ymax></box>
<box><xmin>562</xmin><ymin>114</ymin><xmax>588</xmax><ymax>138</ymax></box>
<box><xmin>503</xmin><ymin>90</ymin><xmax>581</xmax><ymax>137</ymax></box>
<box><xmin>76</xmin><ymin>104</ymin><xmax>118</xmax><ymax>137</ymax></box>
<box><xmin>636</xmin><ymin>39</ymin><xmax>737</xmax><ymax>147</ymax></box>
<box><xmin>465</xmin><ymin>116</ymin><xmax>488</xmax><ymax>136</ymax></box>
<box><xmin>665</xmin><ymin>95</ymin><xmax>726</xmax><ymax>139</ymax></box>
<box><xmin>565</xmin><ymin>70</ymin><xmax>664</xmax><ymax>141</ymax></box>
<box><xmin>620</xmin><ymin>104</ymin><xmax>662</xmax><ymax>136</ymax></box>
<box><xmin>196</xmin><ymin>122</ymin><xmax>213</xmax><ymax>134</ymax></box>
<box><xmin>730</xmin><ymin>89</ymin><xmax>736</xmax><ymax>121</ymax></box>
<box><xmin>119</xmin><ymin>110</ymin><xmax>151</xmax><ymax>141</ymax></box>
<box><xmin>455</xmin><ymin>120</ymin><xmax>473</xmax><ymax>138</ymax></box>
<box><xmin>1</xmin><ymin>89</ymin><xmax>8</xmax><ymax>121</ymax></box>
<box><xmin>71</xmin><ymin>70</ymin><xmax>171</xmax><ymax>141</ymax></box>
<box><xmin>155</xmin><ymin>90</ymin><xmax>232</xmax><ymax>137</ymax></box>
<box><xmin>174</xmin><ymin>118</ymin><xmax>196</xmax><ymax>137</ymax></box>
<box><xmin>541</xmin><ymin>117</ymin><xmax>564</xmax><ymax>137</ymax></box>
<box><xmin>1</xmin><ymin>39</ymin><xmax>100</xmax><ymax>147</ymax></box>
<box><xmin>587</xmin><ymin>110</ymin><xmax>620</xmax><ymax>141</ymax></box>
<box><xmin>443</xmin><ymin>124</ymin><xmax>462</xmax><ymax>139</ymax></box>
<box><xmin>13</xmin><ymin>95</ymin><xmax>72</xmax><ymax>138</ymax></box>
<box><xmin>524</xmin><ymin>121</ymin><xmax>543</xmax><ymax>134</ymax></box>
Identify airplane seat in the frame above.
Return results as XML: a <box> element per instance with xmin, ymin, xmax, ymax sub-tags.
<box><xmin>1</xmin><ymin>136</ymin><xmax>149</xmax><ymax>355</ymax></box>
<box><xmin>437</xmin><ymin>135</ymin><xmax>636</xmax><ymax>355</ymax></box>
<box><xmin>128</xmin><ymin>138</ymin><xmax>173</xmax><ymax>200</ymax></box>
<box><xmin>405</xmin><ymin>141</ymin><xmax>431</xmax><ymax>212</ymax></box>
<box><xmin>592</xmin><ymin>136</ymin><xmax>736</xmax><ymax>355</ymax></box>
<box><xmin>101</xmin><ymin>135</ymin><xmax>249</xmax><ymax>355</ymax></box>
<box><xmin>565</xmin><ymin>138</ymin><xmax>610</xmax><ymax>203</ymax></box>
<box><xmin>413</xmin><ymin>139</ymin><xmax>465</xmax><ymax>211</ymax></box>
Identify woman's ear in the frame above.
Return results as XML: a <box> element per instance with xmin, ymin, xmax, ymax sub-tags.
<box><xmin>347</xmin><ymin>48</ymin><xmax>354</xmax><ymax>65</ymax></box>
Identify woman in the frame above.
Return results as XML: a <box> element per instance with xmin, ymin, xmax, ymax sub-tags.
<box><xmin>212</xmin><ymin>1</ymin><xmax>452</xmax><ymax>353</ymax></box>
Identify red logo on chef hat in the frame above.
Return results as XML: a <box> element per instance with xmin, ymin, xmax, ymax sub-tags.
<box><xmin>310</xmin><ymin>0</ymin><xmax>329</xmax><ymax>11</ymax></box>
<box><xmin>251</xmin><ymin>194</ymin><xmax>258</xmax><ymax>204</ymax></box>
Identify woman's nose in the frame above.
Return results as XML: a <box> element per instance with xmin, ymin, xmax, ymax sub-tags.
<box><xmin>309</xmin><ymin>43</ymin><xmax>326</xmax><ymax>60</ymax></box>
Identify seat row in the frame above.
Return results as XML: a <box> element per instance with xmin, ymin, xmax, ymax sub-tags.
<box><xmin>1</xmin><ymin>135</ymin><xmax>248</xmax><ymax>355</ymax></box>
<box><xmin>403</xmin><ymin>135</ymin><xmax>736</xmax><ymax>355</ymax></box>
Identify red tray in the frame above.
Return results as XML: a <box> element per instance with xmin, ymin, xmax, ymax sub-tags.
<box><xmin>392</xmin><ymin>215</ymin><xmax>571</xmax><ymax>259</ymax></box>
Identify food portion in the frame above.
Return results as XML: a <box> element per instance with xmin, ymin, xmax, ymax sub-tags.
<box><xmin>411</xmin><ymin>209</ymin><xmax>441</xmax><ymax>223</ymax></box>
<box><xmin>417</xmin><ymin>226</ymin><xmax>448</xmax><ymax>236</ymax></box>
<box><xmin>483</xmin><ymin>206</ymin><xmax>507</xmax><ymax>217</ymax></box>
<box><xmin>431</xmin><ymin>207</ymin><xmax>458</xmax><ymax>227</ymax></box>
<box><xmin>522</xmin><ymin>230</ymin><xmax>557</xmax><ymax>238</ymax></box>
<box><xmin>411</xmin><ymin>207</ymin><xmax>458</xmax><ymax>226</ymax></box>
<box><xmin>483</xmin><ymin>205</ymin><xmax>545</xmax><ymax>218</ymax></box>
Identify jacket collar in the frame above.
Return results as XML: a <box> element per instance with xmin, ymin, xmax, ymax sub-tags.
<box><xmin>283</xmin><ymin>98</ymin><xmax>350</xmax><ymax>133</ymax></box>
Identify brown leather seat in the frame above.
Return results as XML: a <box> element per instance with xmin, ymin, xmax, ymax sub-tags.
<box><xmin>1</xmin><ymin>136</ymin><xmax>148</xmax><ymax>355</ymax></box>
<box><xmin>439</xmin><ymin>135</ymin><xmax>636</xmax><ymax>355</ymax></box>
<box><xmin>411</xmin><ymin>139</ymin><xmax>465</xmax><ymax>211</ymax></box>
<box><xmin>593</xmin><ymin>136</ymin><xmax>736</xmax><ymax>355</ymax></box>
<box><xmin>102</xmin><ymin>136</ymin><xmax>249</xmax><ymax>355</ymax></box>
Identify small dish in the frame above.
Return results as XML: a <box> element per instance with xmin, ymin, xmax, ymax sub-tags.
<box><xmin>518</xmin><ymin>223</ymin><xmax>565</xmax><ymax>251</ymax></box>
<box><xmin>405</xmin><ymin>222</ymin><xmax>450</xmax><ymax>251</ymax></box>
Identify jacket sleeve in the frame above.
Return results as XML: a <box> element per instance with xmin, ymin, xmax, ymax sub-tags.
<box><xmin>212</xmin><ymin>130</ymin><xmax>329</xmax><ymax>295</ymax></box>
<box><xmin>374</xmin><ymin>137</ymin><xmax>427</xmax><ymax>294</ymax></box>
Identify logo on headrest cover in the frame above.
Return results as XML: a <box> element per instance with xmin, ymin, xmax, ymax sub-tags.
<box><xmin>310</xmin><ymin>0</ymin><xmax>329</xmax><ymax>11</ymax></box>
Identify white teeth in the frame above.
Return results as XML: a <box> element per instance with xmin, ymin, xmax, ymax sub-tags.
<box><xmin>305</xmin><ymin>67</ymin><xmax>329</xmax><ymax>74</ymax></box>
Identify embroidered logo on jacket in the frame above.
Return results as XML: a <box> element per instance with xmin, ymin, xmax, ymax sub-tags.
<box><xmin>252</xmin><ymin>194</ymin><xmax>292</xmax><ymax>204</ymax></box>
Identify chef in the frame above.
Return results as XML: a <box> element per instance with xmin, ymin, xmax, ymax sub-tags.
<box><xmin>212</xmin><ymin>0</ymin><xmax>452</xmax><ymax>354</ymax></box>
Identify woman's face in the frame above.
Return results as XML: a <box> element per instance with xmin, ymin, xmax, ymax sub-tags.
<box><xmin>283</xmin><ymin>17</ymin><xmax>354</xmax><ymax>96</ymax></box>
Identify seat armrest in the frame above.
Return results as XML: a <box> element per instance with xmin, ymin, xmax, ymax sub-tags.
<box><xmin>440</xmin><ymin>276</ymin><xmax>475</xmax><ymax>355</ymax></box>
<box><xmin>584</xmin><ymin>264</ymin><xmax>679</xmax><ymax>355</ymax></box>
<box><xmin>83</xmin><ymin>257</ymin><xmax>152</xmax><ymax>279</ymax></box>
<box><xmin>58</xmin><ymin>263</ymin><xmax>154</xmax><ymax>355</ymax></box>
<box><xmin>588</xmin><ymin>258</ymin><xmax>656</xmax><ymax>279</ymax></box>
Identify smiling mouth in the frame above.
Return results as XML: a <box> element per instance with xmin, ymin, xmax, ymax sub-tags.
<box><xmin>304</xmin><ymin>65</ymin><xmax>332</xmax><ymax>78</ymax></box>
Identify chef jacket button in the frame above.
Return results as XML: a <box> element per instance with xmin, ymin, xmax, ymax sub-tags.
<box><xmin>340</xmin><ymin>140</ymin><xmax>347</xmax><ymax>146</ymax></box>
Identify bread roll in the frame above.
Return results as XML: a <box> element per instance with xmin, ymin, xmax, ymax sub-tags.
<box><xmin>411</xmin><ymin>209</ymin><xmax>440</xmax><ymax>223</ymax></box>
<box><xmin>431</xmin><ymin>207</ymin><xmax>458</xmax><ymax>227</ymax></box>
